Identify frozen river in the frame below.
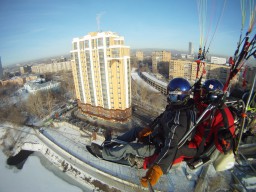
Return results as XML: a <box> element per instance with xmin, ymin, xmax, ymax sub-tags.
<box><xmin>0</xmin><ymin>150</ymin><xmax>83</xmax><ymax>192</ymax></box>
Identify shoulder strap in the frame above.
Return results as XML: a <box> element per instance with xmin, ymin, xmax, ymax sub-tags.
<box><xmin>219</xmin><ymin>107</ymin><xmax>229</xmax><ymax>130</ymax></box>
<box><xmin>189</xmin><ymin>109</ymin><xmax>216</xmax><ymax>162</ymax></box>
<box><xmin>185</xmin><ymin>109</ymin><xmax>197</xmax><ymax>138</ymax></box>
<box><xmin>219</xmin><ymin>107</ymin><xmax>236</xmax><ymax>154</ymax></box>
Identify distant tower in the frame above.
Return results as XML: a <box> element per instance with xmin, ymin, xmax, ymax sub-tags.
<box><xmin>71</xmin><ymin>31</ymin><xmax>131</xmax><ymax>121</ymax></box>
<box><xmin>0</xmin><ymin>57</ymin><xmax>3</xmax><ymax>80</ymax></box>
<box><xmin>189</xmin><ymin>42</ymin><xmax>194</xmax><ymax>55</ymax></box>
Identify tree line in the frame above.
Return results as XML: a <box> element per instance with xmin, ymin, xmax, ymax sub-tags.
<box><xmin>0</xmin><ymin>71</ymin><xmax>75</xmax><ymax>125</ymax></box>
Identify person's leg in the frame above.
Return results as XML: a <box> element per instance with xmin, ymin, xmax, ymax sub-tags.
<box><xmin>155</xmin><ymin>145</ymin><xmax>197</xmax><ymax>173</ymax></box>
<box><xmin>103</xmin><ymin>127</ymin><xmax>144</xmax><ymax>147</ymax></box>
<box><xmin>116</xmin><ymin>127</ymin><xmax>144</xmax><ymax>142</ymax></box>
<box><xmin>174</xmin><ymin>145</ymin><xmax>197</xmax><ymax>160</ymax></box>
<box><xmin>102</xmin><ymin>143</ymin><xmax>156</xmax><ymax>162</ymax></box>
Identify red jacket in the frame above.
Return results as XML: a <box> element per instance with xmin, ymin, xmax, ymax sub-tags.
<box><xmin>189</xmin><ymin>102</ymin><xmax>235</xmax><ymax>152</ymax></box>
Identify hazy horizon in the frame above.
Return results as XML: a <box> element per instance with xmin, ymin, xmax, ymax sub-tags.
<box><xmin>1</xmin><ymin>0</ymin><xmax>252</xmax><ymax>67</ymax></box>
<box><xmin>3</xmin><ymin>47</ymin><xmax>237</xmax><ymax>68</ymax></box>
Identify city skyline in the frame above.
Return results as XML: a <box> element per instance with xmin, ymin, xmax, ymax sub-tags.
<box><xmin>0</xmin><ymin>0</ymin><xmax>252</xmax><ymax>66</ymax></box>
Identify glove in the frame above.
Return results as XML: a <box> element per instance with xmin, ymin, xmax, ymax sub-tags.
<box><xmin>140</xmin><ymin>165</ymin><xmax>163</xmax><ymax>187</ymax></box>
<box><xmin>138</xmin><ymin>127</ymin><xmax>152</xmax><ymax>141</ymax></box>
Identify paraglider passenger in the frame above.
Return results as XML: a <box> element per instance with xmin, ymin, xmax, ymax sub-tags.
<box><xmin>101</xmin><ymin>77</ymin><xmax>196</xmax><ymax>187</ymax></box>
<box><xmin>171</xmin><ymin>79</ymin><xmax>236</xmax><ymax>168</ymax></box>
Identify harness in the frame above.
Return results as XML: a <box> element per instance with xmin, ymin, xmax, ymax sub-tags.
<box><xmin>191</xmin><ymin>108</ymin><xmax>216</xmax><ymax>161</ymax></box>
<box><xmin>187</xmin><ymin>105</ymin><xmax>235</xmax><ymax>166</ymax></box>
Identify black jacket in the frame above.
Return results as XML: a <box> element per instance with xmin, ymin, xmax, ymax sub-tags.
<box><xmin>150</xmin><ymin>99</ymin><xmax>196</xmax><ymax>173</ymax></box>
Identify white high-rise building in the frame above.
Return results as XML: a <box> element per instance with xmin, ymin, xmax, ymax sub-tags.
<box><xmin>71</xmin><ymin>31</ymin><xmax>131</xmax><ymax>121</ymax></box>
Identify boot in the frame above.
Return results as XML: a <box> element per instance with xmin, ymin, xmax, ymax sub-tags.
<box><xmin>103</xmin><ymin>128</ymin><xmax>114</xmax><ymax>147</ymax></box>
<box><xmin>127</xmin><ymin>154</ymin><xmax>136</xmax><ymax>166</ymax></box>
<box><xmin>127</xmin><ymin>154</ymin><xmax>144</xmax><ymax>168</ymax></box>
<box><xmin>90</xmin><ymin>143</ymin><xmax>103</xmax><ymax>158</ymax></box>
<box><xmin>134</xmin><ymin>156</ymin><xmax>144</xmax><ymax>169</ymax></box>
<box><xmin>104</xmin><ymin>128</ymin><xmax>112</xmax><ymax>140</ymax></box>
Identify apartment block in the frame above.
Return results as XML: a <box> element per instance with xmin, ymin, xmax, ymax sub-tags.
<box><xmin>152</xmin><ymin>51</ymin><xmax>171</xmax><ymax>73</ymax></box>
<box><xmin>20</xmin><ymin>65</ymin><xmax>32</xmax><ymax>74</ymax></box>
<box><xmin>71</xmin><ymin>31</ymin><xmax>131</xmax><ymax>121</ymax></box>
<box><xmin>206</xmin><ymin>63</ymin><xmax>230</xmax><ymax>83</ymax></box>
<box><xmin>210</xmin><ymin>56</ymin><xmax>227</xmax><ymax>65</ymax></box>
<box><xmin>169</xmin><ymin>60</ymin><xmax>203</xmax><ymax>82</ymax></box>
<box><xmin>24</xmin><ymin>80</ymin><xmax>60</xmax><ymax>94</ymax></box>
<box><xmin>169</xmin><ymin>59</ymin><xmax>231</xmax><ymax>84</ymax></box>
<box><xmin>31</xmin><ymin>61</ymin><xmax>72</xmax><ymax>74</ymax></box>
<box><xmin>0</xmin><ymin>75</ymin><xmax>37</xmax><ymax>87</ymax></box>
<box><xmin>135</xmin><ymin>51</ymin><xmax>144</xmax><ymax>62</ymax></box>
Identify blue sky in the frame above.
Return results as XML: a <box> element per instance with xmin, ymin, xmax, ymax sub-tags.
<box><xmin>0</xmin><ymin>0</ymin><xmax>253</xmax><ymax>66</ymax></box>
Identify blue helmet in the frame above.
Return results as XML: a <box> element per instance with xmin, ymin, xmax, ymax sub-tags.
<box><xmin>202</xmin><ymin>79</ymin><xmax>223</xmax><ymax>102</ymax></box>
<box><xmin>167</xmin><ymin>77</ymin><xmax>191</xmax><ymax>103</ymax></box>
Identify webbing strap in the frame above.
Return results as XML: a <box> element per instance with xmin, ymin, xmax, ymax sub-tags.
<box><xmin>191</xmin><ymin>109</ymin><xmax>215</xmax><ymax>161</ymax></box>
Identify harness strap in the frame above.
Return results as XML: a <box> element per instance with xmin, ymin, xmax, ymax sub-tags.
<box><xmin>220</xmin><ymin>108</ymin><xmax>229</xmax><ymax>130</ymax></box>
<box><xmin>190</xmin><ymin>109</ymin><xmax>216</xmax><ymax>162</ymax></box>
<box><xmin>219</xmin><ymin>107</ymin><xmax>236</xmax><ymax>154</ymax></box>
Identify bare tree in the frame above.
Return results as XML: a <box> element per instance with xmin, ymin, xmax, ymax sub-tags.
<box><xmin>0</xmin><ymin>84</ymin><xmax>20</xmax><ymax>104</ymax></box>
<box><xmin>131</xmin><ymin>80</ymin><xmax>138</xmax><ymax>96</ymax></box>
<box><xmin>0</xmin><ymin>93</ymin><xmax>11</xmax><ymax>107</ymax></box>
<box><xmin>26</xmin><ymin>92</ymin><xmax>45</xmax><ymax>118</ymax></box>
<box><xmin>45</xmin><ymin>91</ymin><xmax>54</xmax><ymax>115</ymax></box>
<box><xmin>59</xmin><ymin>71</ymin><xmax>75</xmax><ymax>99</ymax></box>
<box><xmin>130</xmin><ymin>56</ymin><xmax>138</xmax><ymax>68</ymax></box>
<box><xmin>150</xmin><ymin>93</ymin><xmax>166</xmax><ymax>110</ymax></box>
<box><xmin>8</xmin><ymin>106</ymin><xmax>26</xmax><ymax>125</ymax></box>
<box><xmin>0</xmin><ymin>107</ymin><xmax>8</xmax><ymax>121</ymax></box>
<box><xmin>0</xmin><ymin>105</ymin><xmax>26</xmax><ymax>125</ymax></box>
<box><xmin>140</xmin><ymin>84</ymin><xmax>149</xmax><ymax>101</ymax></box>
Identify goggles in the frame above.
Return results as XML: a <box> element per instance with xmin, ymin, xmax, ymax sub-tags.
<box><xmin>168</xmin><ymin>90</ymin><xmax>190</xmax><ymax>102</ymax></box>
<box><xmin>168</xmin><ymin>90</ymin><xmax>191</xmax><ymax>95</ymax></box>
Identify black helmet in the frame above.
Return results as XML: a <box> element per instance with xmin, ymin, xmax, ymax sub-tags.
<box><xmin>202</xmin><ymin>79</ymin><xmax>224</xmax><ymax>102</ymax></box>
<box><xmin>167</xmin><ymin>77</ymin><xmax>191</xmax><ymax>104</ymax></box>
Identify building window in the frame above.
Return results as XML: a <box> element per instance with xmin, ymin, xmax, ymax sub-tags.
<box><xmin>112</xmin><ymin>48</ymin><xmax>119</xmax><ymax>58</ymax></box>
<box><xmin>106</xmin><ymin>37</ymin><xmax>110</xmax><ymax>47</ymax></box>
<box><xmin>79</xmin><ymin>41</ymin><xmax>84</xmax><ymax>50</ymax></box>
<box><xmin>73</xmin><ymin>42</ymin><xmax>78</xmax><ymax>50</ymax></box>
<box><xmin>92</xmin><ymin>39</ymin><xmax>96</xmax><ymax>48</ymax></box>
<box><xmin>85</xmin><ymin>40</ymin><xmax>89</xmax><ymax>48</ymax></box>
<box><xmin>98</xmin><ymin>38</ymin><xmax>103</xmax><ymax>46</ymax></box>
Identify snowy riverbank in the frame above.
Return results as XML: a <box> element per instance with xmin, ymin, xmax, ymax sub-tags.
<box><xmin>0</xmin><ymin>150</ymin><xmax>83</xmax><ymax>192</ymax></box>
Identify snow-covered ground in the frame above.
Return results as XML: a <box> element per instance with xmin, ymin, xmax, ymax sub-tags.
<box><xmin>131</xmin><ymin>68</ymin><xmax>159</xmax><ymax>93</ymax></box>
<box><xmin>0</xmin><ymin>150</ymin><xmax>83</xmax><ymax>192</ymax></box>
<box><xmin>1</xmin><ymin>121</ymin><xmax>255</xmax><ymax>192</ymax></box>
<box><xmin>0</xmin><ymin>122</ymin><xmax>200</xmax><ymax>191</ymax></box>
<box><xmin>38</xmin><ymin>123</ymin><xmax>200</xmax><ymax>191</ymax></box>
